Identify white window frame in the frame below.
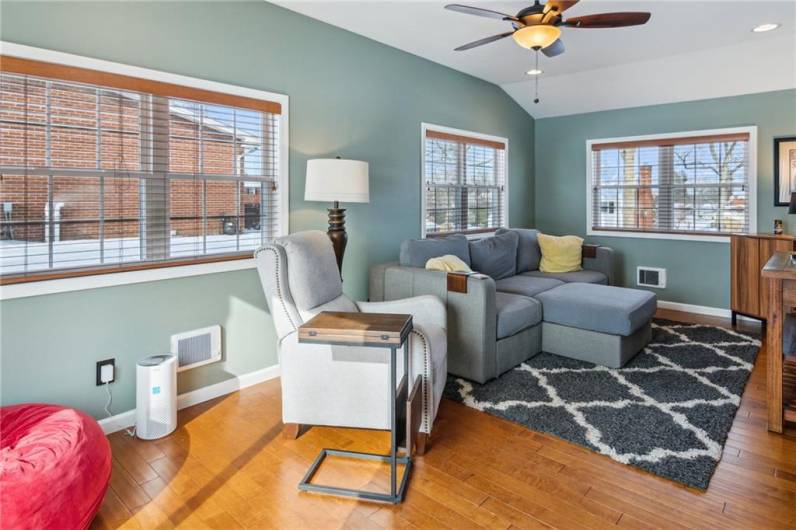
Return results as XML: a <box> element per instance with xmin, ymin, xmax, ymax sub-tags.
<box><xmin>0</xmin><ymin>42</ymin><xmax>289</xmax><ymax>300</ymax></box>
<box><xmin>420</xmin><ymin>122</ymin><xmax>509</xmax><ymax>239</ymax></box>
<box><xmin>586</xmin><ymin>126</ymin><xmax>757</xmax><ymax>243</ymax></box>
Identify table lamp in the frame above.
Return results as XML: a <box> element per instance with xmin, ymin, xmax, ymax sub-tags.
<box><xmin>305</xmin><ymin>157</ymin><xmax>369</xmax><ymax>275</ymax></box>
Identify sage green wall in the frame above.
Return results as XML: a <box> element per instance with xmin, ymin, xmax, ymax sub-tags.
<box><xmin>0</xmin><ymin>1</ymin><xmax>535</xmax><ymax>417</ymax></box>
<box><xmin>535</xmin><ymin>89</ymin><xmax>796</xmax><ymax>309</ymax></box>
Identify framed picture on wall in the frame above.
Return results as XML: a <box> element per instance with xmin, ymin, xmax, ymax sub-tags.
<box><xmin>774</xmin><ymin>136</ymin><xmax>796</xmax><ymax>206</ymax></box>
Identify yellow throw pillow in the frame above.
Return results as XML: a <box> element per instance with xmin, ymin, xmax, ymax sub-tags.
<box><xmin>425</xmin><ymin>254</ymin><xmax>473</xmax><ymax>273</ymax></box>
<box><xmin>538</xmin><ymin>233</ymin><xmax>584</xmax><ymax>273</ymax></box>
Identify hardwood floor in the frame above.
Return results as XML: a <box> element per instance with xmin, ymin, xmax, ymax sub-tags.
<box><xmin>92</xmin><ymin>309</ymin><xmax>796</xmax><ymax>529</ymax></box>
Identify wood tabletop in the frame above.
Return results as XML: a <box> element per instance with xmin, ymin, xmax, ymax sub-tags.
<box><xmin>761</xmin><ymin>251</ymin><xmax>796</xmax><ymax>279</ymax></box>
<box><xmin>732</xmin><ymin>232</ymin><xmax>796</xmax><ymax>241</ymax></box>
<box><xmin>298</xmin><ymin>311</ymin><xmax>413</xmax><ymax>347</ymax></box>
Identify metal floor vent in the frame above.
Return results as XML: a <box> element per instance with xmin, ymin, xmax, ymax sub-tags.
<box><xmin>171</xmin><ymin>325</ymin><xmax>222</xmax><ymax>372</ymax></box>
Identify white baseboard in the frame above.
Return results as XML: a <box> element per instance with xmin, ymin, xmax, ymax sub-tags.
<box><xmin>98</xmin><ymin>363</ymin><xmax>280</xmax><ymax>435</ymax></box>
<box><xmin>657</xmin><ymin>300</ymin><xmax>759</xmax><ymax>323</ymax></box>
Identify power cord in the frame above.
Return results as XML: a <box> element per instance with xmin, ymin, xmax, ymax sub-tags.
<box><xmin>103</xmin><ymin>381</ymin><xmax>136</xmax><ymax>437</ymax></box>
<box><xmin>103</xmin><ymin>380</ymin><xmax>113</xmax><ymax>418</ymax></box>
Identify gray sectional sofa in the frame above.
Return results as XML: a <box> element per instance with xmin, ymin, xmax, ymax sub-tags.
<box><xmin>369</xmin><ymin>228</ymin><xmax>657</xmax><ymax>384</ymax></box>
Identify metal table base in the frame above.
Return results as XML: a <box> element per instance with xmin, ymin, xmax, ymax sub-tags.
<box><xmin>298</xmin><ymin>449</ymin><xmax>412</xmax><ymax>503</ymax></box>
<box><xmin>298</xmin><ymin>342</ymin><xmax>412</xmax><ymax>504</ymax></box>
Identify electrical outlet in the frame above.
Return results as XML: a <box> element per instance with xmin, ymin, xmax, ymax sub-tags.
<box><xmin>96</xmin><ymin>358</ymin><xmax>115</xmax><ymax>386</ymax></box>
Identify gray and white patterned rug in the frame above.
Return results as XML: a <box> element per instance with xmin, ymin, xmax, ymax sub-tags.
<box><xmin>444</xmin><ymin>319</ymin><xmax>761</xmax><ymax>489</ymax></box>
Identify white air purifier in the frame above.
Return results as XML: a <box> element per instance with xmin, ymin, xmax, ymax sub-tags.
<box><xmin>136</xmin><ymin>354</ymin><xmax>177</xmax><ymax>440</ymax></box>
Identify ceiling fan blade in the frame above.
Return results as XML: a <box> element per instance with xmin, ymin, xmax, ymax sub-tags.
<box><xmin>542</xmin><ymin>38</ymin><xmax>565</xmax><ymax>57</ymax></box>
<box><xmin>445</xmin><ymin>4</ymin><xmax>518</xmax><ymax>22</ymax></box>
<box><xmin>454</xmin><ymin>31</ymin><xmax>514</xmax><ymax>51</ymax></box>
<box><xmin>543</xmin><ymin>1</ymin><xmax>579</xmax><ymax>14</ymax></box>
<box><xmin>564</xmin><ymin>12</ymin><xmax>651</xmax><ymax>28</ymax></box>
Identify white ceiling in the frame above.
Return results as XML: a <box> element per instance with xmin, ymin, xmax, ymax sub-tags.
<box><xmin>275</xmin><ymin>1</ymin><xmax>796</xmax><ymax>118</ymax></box>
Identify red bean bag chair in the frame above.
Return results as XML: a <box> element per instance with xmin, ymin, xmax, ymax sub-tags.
<box><xmin>1</xmin><ymin>404</ymin><xmax>111</xmax><ymax>530</ymax></box>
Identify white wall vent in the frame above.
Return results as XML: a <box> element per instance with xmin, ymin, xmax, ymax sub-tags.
<box><xmin>637</xmin><ymin>267</ymin><xmax>666</xmax><ymax>289</ymax></box>
<box><xmin>170</xmin><ymin>325</ymin><xmax>222</xmax><ymax>372</ymax></box>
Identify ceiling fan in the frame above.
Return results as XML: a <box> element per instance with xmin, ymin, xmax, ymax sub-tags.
<box><xmin>446</xmin><ymin>1</ymin><xmax>651</xmax><ymax>57</ymax></box>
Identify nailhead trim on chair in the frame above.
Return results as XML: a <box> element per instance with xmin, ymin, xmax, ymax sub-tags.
<box><xmin>255</xmin><ymin>246</ymin><xmax>298</xmax><ymax>332</ymax></box>
<box><xmin>410</xmin><ymin>329</ymin><xmax>431</xmax><ymax>433</ymax></box>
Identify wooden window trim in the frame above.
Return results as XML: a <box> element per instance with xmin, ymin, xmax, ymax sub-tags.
<box><xmin>1</xmin><ymin>55</ymin><xmax>282</xmax><ymax>114</ymax></box>
<box><xmin>0</xmin><ymin>253</ymin><xmax>253</xmax><ymax>286</ymax></box>
<box><xmin>426</xmin><ymin>130</ymin><xmax>506</xmax><ymax>151</ymax></box>
<box><xmin>591</xmin><ymin>132</ymin><xmax>750</xmax><ymax>151</ymax></box>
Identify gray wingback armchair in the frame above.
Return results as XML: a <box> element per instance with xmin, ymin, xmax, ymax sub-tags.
<box><xmin>254</xmin><ymin>231</ymin><xmax>447</xmax><ymax>452</ymax></box>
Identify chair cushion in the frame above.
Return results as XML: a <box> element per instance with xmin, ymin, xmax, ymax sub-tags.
<box><xmin>400</xmin><ymin>234</ymin><xmax>470</xmax><ymax>268</ymax></box>
<box><xmin>495</xmin><ymin>275</ymin><xmax>564</xmax><ymax>298</ymax></box>
<box><xmin>522</xmin><ymin>269</ymin><xmax>608</xmax><ymax>285</ymax></box>
<box><xmin>496</xmin><ymin>228</ymin><xmax>541</xmax><ymax>273</ymax></box>
<box><xmin>538</xmin><ymin>233</ymin><xmax>583</xmax><ymax>273</ymax></box>
<box><xmin>1</xmin><ymin>404</ymin><xmax>112</xmax><ymax>530</ymax></box>
<box><xmin>469</xmin><ymin>231</ymin><xmax>519</xmax><ymax>280</ymax></box>
<box><xmin>277</xmin><ymin>231</ymin><xmax>342</xmax><ymax>311</ymax></box>
<box><xmin>495</xmin><ymin>292</ymin><xmax>542</xmax><ymax>339</ymax></box>
<box><xmin>298</xmin><ymin>294</ymin><xmax>358</xmax><ymax>321</ymax></box>
<box><xmin>535</xmin><ymin>283</ymin><xmax>657</xmax><ymax>336</ymax></box>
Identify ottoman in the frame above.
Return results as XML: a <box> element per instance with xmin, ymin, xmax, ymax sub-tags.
<box><xmin>535</xmin><ymin>283</ymin><xmax>657</xmax><ymax>368</ymax></box>
<box><xmin>1</xmin><ymin>404</ymin><xmax>112</xmax><ymax>529</ymax></box>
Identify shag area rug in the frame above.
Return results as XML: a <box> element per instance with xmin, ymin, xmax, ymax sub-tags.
<box><xmin>444</xmin><ymin>319</ymin><xmax>760</xmax><ymax>489</ymax></box>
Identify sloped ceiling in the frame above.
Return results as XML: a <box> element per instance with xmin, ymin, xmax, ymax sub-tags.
<box><xmin>275</xmin><ymin>0</ymin><xmax>796</xmax><ymax>118</ymax></box>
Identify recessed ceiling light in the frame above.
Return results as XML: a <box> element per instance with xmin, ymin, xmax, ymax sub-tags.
<box><xmin>752</xmin><ymin>23</ymin><xmax>780</xmax><ymax>33</ymax></box>
<box><xmin>526</xmin><ymin>68</ymin><xmax>544</xmax><ymax>76</ymax></box>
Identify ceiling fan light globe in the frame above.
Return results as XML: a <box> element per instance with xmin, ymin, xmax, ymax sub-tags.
<box><xmin>512</xmin><ymin>25</ymin><xmax>561</xmax><ymax>49</ymax></box>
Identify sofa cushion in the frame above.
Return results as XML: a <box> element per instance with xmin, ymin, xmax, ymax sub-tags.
<box><xmin>495</xmin><ymin>275</ymin><xmax>564</xmax><ymax>298</ymax></box>
<box><xmin>535</xmin><ymin>283</ymin><xmax>657</xmax><ymax>336</ymax></box>
<box><xmin>496</xmin><ymin>228</ymin><xmax>541</xmax><ymax>273</ymax></box>
<box><xmin>538</xmin><ymin>233</ymin><xmax>583</xmax><ymax>273</ymax></box>
<box><xmin>400</xmin><ymin>234</ymin><xmax>470</xmax><ymax>268</ymax></box>
<box><xmin>495</xmin><ymin>292</ymin><xmax>542</xmax><ymax>339</ymax></box>
<box><xmin>522</xmin><ymin>269</ymin><xmax>608</xmax><ymax>285</ymax></box>
<box><xmin>469</xmin><ymin>231</ymin><xmax>519</xmax><ymax>280</ymax></box>
<box><xmin>278</xmin><ymin>230</ymin><xmax>342</xmax><ymax>311</ymax></box>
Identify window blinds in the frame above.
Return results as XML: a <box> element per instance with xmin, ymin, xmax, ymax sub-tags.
<box><xmin>424</xmin><ymin>129</ymin><xmax>507</xmax><ymax>237</ymax></box>
<box><xmin>590</xmin><ymin>132</ymin><xmax>751</xmax><ymax>236</ymax></box>
<box><xmin>0</xmin><ymin>57</ymin><xmax>283</xmax><ymax>283</ymax></box>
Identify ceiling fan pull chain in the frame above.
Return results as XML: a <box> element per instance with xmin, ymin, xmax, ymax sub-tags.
<box><xmin>534</xmin><ymin>50</ymin><xmax>540</xmax><ymax>104</ymax></box>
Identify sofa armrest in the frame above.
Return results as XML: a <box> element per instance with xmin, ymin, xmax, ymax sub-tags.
<box><xmin>369</xmin><ymin>264</ymin><xmax>498</xmax><ymax>383</ymax></box>
<box><xmin>369</xmin><ymin>261</ymin><xmax>398</xmax><ymax>302</ymax></box>
<box><xmin>583</xmin><ymin>246</ymin><xmax>615</xmax><ymax>285</ymax></box>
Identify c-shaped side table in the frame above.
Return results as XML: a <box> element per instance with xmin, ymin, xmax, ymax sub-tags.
<box><xmin>296</xmin><ymin>311</ymin><xmax>418</xmax><ymax>504</ymax></box>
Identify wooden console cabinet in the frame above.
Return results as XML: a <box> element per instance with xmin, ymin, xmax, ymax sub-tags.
<box><xmin>731</xmin><ymin>234</ymin><xmax>796</xmax><ymax>324</ymax></box>
<box><xmin>761</xmin><ymin>252</ymin><xmax>796</xmax><ymax>432</ymax></box>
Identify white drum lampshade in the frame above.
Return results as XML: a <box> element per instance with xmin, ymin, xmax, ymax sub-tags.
<box><xmin>304</xmin><ymin>159</ymin><xmax>369</xmax><ymax>204</ymax></box>
<box><xmin>304</xmin><ymin>158</ymin><xmax>370</xmax><ymax>276</ymax></box>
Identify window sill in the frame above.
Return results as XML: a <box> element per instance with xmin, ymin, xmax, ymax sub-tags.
<box><xmin>0</xmin><ymin>257</ymin><xmax>257</xmax><ymax>301</ymax></box>
<box><xmin>587</xmin><ymin>229</ymin><xmax>730</xmax><ymax>244</ymax></box>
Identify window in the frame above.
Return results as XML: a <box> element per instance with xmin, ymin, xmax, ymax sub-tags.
<box><xmin>422</xmin><ymin>124</ymin><xmax>507</xmax><ymax>237</ymax></box>
<box><xmin>587</xmin><ymin>127</ymin><xmax>756</xmax><ymax>240</ymax></box>
<box><xmin>0</xmin><ymin>51</ymin><xmax>287</xmax><ymax>284</ymax></box>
